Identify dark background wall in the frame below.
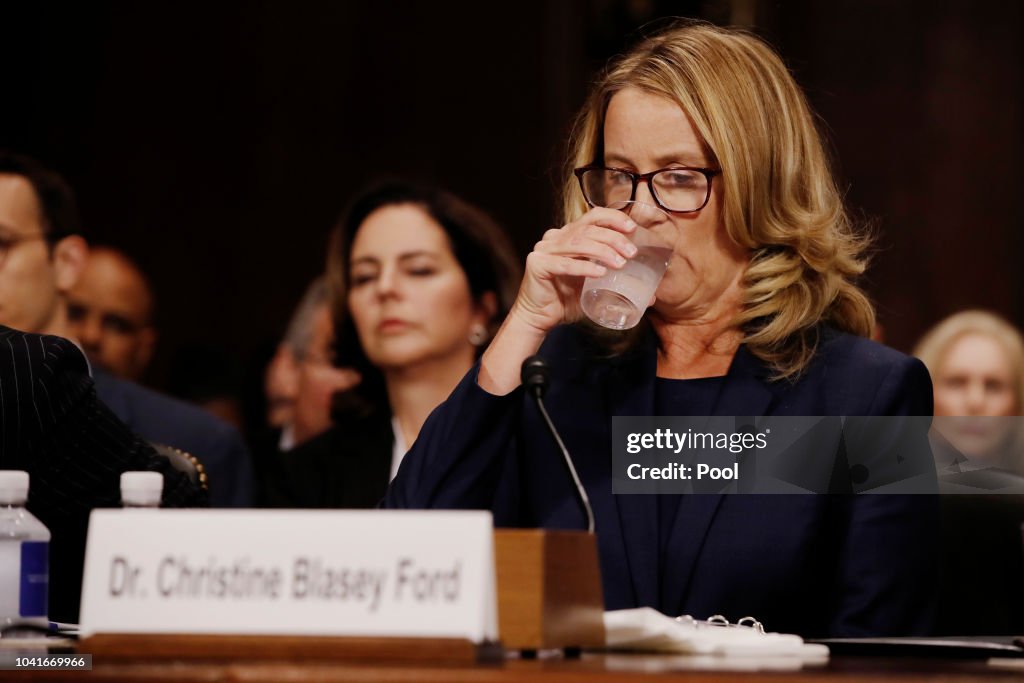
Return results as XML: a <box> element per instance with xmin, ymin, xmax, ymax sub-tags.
<box><xmin>3</xmin><ymin>0</ymin><xmax>1021</xmax><ymax>410</ymax></box>
<box><xmin>765</xmin><ymin>1</ymin><xmax>1024</xmax><ymax>349</ymax></box>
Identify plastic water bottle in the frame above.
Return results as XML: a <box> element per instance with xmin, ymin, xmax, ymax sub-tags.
<box><xmin>0</xmin><ymin>470</ymin><xmax>50</xmax><ymax>635</ymax></box>
<box><xmin>120</xmin><ymin>472</ymin><xmax>163</xmax><ymax>508</ymax></box>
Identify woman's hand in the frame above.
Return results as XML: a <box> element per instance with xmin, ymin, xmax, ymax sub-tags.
<box><xmin>478</xmin><ymin>208</ymin><xmax>637</xmax><ymax>395</ymax></box>
<box><xmin>510</xmin><ymin>207</ymin><xmax>638</xmax><ymax>334</ymax></box>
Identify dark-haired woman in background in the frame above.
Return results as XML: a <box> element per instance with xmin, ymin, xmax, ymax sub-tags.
<box><xmin>273</xmin><ymin>183</ymin><xmax>520</xmax><ymax>508</ymax></box>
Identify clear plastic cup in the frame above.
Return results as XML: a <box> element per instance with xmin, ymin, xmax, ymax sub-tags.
<box><xmin>579</xmin><ymin>202</ymin><xmax>674</xmax><ymax>330</ymax></box>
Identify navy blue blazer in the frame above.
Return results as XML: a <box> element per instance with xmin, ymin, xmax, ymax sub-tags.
<box><xmin>93</xmin><ymin>369</ymin><xmax>255</xmax><ymax>508</ymax></box>
<box><xmin>385</xmin><ymin>324</ymin><xmax>939</xmax><ymax>638</ymax></box>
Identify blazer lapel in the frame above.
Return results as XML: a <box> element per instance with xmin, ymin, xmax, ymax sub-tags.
<box><xmin>662</xmin><ymin>345</ymin><xmax>778</xmax><ymax>615</ymax></box>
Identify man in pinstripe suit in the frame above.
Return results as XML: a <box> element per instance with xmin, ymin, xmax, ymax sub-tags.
<box><xmin>0</xmin><ymin>151</ymin><xmax>255</xmax><ymax>507</ymax></box>
<box><xmin>0</xmin><ymin>153</ymin><xmax>212</xmax><ymax>621</ymax></box>
<box><xmin>0</xmin><ymin>324</ymin><xmax>206</xmax><ymax>623</ymax></box>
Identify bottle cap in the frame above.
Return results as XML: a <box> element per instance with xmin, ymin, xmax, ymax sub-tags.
<box><xmin>0</xmin><ymin>470</ymin><xmax>29</xmax><ymax>505</ymax></box>
<box><xmin>120</xmin><ymin>471</ymin><xmax>164</xmax><ymax>507</ymax></box>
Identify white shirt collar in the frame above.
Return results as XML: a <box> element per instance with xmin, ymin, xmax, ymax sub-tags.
<box><xmin>390</xmin><ymin>416</ymin><xmax>408</xmax><ymax>483</ymax></box>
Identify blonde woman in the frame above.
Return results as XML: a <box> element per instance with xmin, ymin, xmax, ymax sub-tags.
<box><xmin>386</xmin><ymin>22</ymin><xmax>936</xmax><ymax>637</ymax></box>
<box><xmin>915</xmin><ymin>310</ymin><xmax>1023</xmax><ymax>472</ymax></box>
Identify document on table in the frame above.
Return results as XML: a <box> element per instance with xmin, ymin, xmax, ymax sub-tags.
<box><xmin>603</xmin><ymin>608</ymin><xmax>829</xmax><ymax>659</ymax></box>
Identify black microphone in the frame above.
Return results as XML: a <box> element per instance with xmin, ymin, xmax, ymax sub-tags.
<box><xmin>521</xmin><ymin>355</ymin><xmax>595</xmax><ymax>534</ymax></box>
<box><xmin>520</xmin><ymin>355</ymin><xmax>551</xmax><ymax>397</ymax></box>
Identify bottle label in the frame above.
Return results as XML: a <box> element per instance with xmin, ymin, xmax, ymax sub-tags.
<box><xmin>0</xmin><ymin>542</ymin><xmax>18</xmax><ymax>618</ymax></box>
<box><xmin>19</xmin><ymin>542</ymin><xmax>48</xmax><ymax>618</ymax></box>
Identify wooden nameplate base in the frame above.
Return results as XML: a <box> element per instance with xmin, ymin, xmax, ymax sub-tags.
<box><xmin>77</xmin><ymin>529</ymin><xmax>604</xmax><ymax>660</ymax></box>
<box><xmin>78</xmin><ymin>633</ymin><xmax>500</xmax><ymax>664</ymax></box>
<box><xmin>493</xmin><ymin>529</ymin><xmax>605</xmax><ymax>651</ymax></box>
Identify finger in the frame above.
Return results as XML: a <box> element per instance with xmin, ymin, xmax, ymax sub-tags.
<box><xmin>580</xmin><ymin>225</ymin><xmax>639</xmax><ymax>259</ymax></box>
<box><xmin>527</xmin><ymin>251</ymin><xmax>607</xmax><ymax>279</ymax></box>
<box><xmin>535</xmin><ymin>237</ymin><xmax>627</xmax><ymax>269</ymax></box>
<box><xmin>535</xmin><ymin>211</ymin><xmax>634</xmax><ymax>255</ymax></box>
<box><xmin>575</xmin><ymin>207</ymin><xmax>638</xmax><ymax>234</ymax></box>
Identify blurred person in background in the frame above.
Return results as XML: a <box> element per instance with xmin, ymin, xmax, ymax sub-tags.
<box><xmin>272</xmin><ymin>182</ymin><xmax>520</xmax><ymax>508</ymax></box>
<box><xmin>292</xmin><ymin>282</ymin><xmax>362</xmax><ymax>446</ymax></box>
<box><xmin>166</xmin><ymin>342</ymin><xmax>250</xmax><ymax>433</ymax></box>
<box><xmin>0</xmin><ymin>150</ymin><xmax>255</xmax><ymax>507</ymax></box>
<box><xmin>265</xmin><ymin>334</ymin><xmax>299</xmax><ymax>432</ymax></box>
<box><xmin>915</xmin><ymin>315</ymin><xmax>1024</xmax><ymax>637</ymax></box>
<box><xmin>67</xmin><ymin>243</ymin><xmax>257</xmax><ymax>444</ymax></box>
<box><xmin>915</xmin><ymin>310</ymin><xmax>1024</xmax><ymax>473</ymax></box>
<box><xmin>66</xmin><ymin>244</ymin><xmax>157</xmax><ymax>382</ymax></box>
<box><xmin>266</xmin><ymin>277</ymin><xmax>361</xmax><ymax>452</ymax></box>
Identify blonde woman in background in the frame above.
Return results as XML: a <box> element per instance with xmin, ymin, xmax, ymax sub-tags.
<box><xmin>915</xmin><ymin>310</ymin><xmax>1024</xmax><ymax>473</ymax></box>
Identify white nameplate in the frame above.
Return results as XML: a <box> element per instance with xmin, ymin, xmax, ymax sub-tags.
<box><xmin>79</xmin><ymin>510</ymin><xmax>496</xmax><ymax>641</ymax></box>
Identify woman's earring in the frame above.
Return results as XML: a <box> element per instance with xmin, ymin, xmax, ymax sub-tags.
<box><xmin>468</xmin><ymin>323</ymin><xmax>488</xmax><ymax>347</ymax></box>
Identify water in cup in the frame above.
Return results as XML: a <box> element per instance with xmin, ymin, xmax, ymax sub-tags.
<box><xmin>580</xmin><ymin>245</ymin><xmax>671</xmax><ymax>329</ymax></box>
<box><xmin>579</xmin><ymin>201</ymin><xmax>674</xmax><ymax>330</ymax></box>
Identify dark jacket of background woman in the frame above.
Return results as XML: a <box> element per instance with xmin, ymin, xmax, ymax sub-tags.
<box><xmin>271</xmin><ymin>409</ymin><xmax>392</xmax><ymax>508</ymax></box>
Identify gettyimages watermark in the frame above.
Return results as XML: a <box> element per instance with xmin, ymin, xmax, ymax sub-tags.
<box><xmin>612</xmin><ymin>416</ymin><xmax>1024</xmax><ymax>494</ymax></box>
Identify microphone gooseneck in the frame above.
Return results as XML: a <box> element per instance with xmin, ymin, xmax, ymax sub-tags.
<box><xmin>521</xmin><ymin>355</ymin><xmax>596</xmax><ymax>534</ymax></box>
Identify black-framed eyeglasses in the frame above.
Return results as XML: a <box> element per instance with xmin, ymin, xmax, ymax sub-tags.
<box><xmin>573</xmin><ymin>165</ymin><xmax>721</xmax><ymax>213</ymax></box>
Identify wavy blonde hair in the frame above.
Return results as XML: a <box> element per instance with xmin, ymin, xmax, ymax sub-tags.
<box><xmin>563</xmin><ymin>21</ymin><xmax>874</xmax><ymax>379</ymax></box>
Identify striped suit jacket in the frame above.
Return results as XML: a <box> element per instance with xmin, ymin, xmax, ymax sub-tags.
<box><xmin>0</xmin><ymin>325</ymin><xmax>206</xmax><ymax>623</ymax></box>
